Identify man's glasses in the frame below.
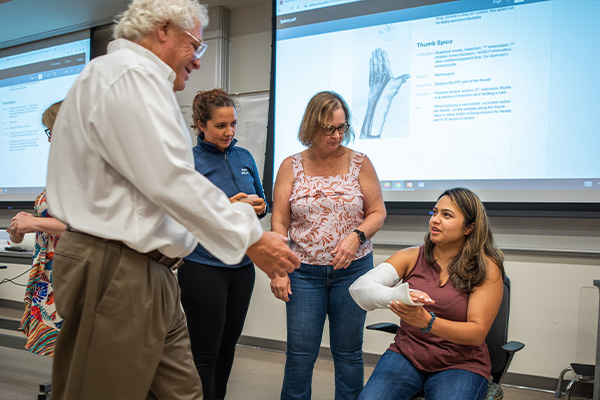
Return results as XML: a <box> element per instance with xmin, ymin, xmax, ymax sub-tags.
<box><xmin>320</xmin><ymin>123</ymin><xmax>350</xmax><ymax>136</ymax></box>
<box><xmin>185</xmin><ymin>31</ymin><xmax>207</xmax><ymax>60</ymax></box>
<box><xmin>44</xmin><ymin>128</ymin><xmax>51</xmax><ymax>139</ymax></box>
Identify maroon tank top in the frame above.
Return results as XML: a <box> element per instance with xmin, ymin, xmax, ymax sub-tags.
<box><xmin>388</xmin><ymin>246</ymin><xmax>491</xmax><ymax>378</ymax></box>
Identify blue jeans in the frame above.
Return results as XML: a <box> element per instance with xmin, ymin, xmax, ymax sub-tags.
<box><xmin>281</xmin><ymin>253</ymin><xmax>372</xmax><ymax>400</ymax></box>
<box><xmin>359</xmin><ymin>350</ymin><xmax>489</xmax><ymax>400</ymax></box>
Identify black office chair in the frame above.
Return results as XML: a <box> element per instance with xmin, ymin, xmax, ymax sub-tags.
<box><xmin>554</xmin><ymin>363</ymin><xmax>594</xmax><ymax>399</ymax></box>
<box><xmin>553</xmin><ymin>284</ymin><xmax>598</xmax><ymax>399</ymax></box>
<box><xmin>366</xmin><ymin>275</ymin><xmax>524</xmax><ymax>400</ymax></box>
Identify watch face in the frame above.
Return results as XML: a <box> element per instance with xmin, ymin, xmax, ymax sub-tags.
<box><xmin>355</xmin><ymin>229</ymin><xmax>366</xmax><ymax>244</ymax></box>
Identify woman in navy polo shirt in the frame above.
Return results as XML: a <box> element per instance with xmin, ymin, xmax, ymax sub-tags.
<box><xmin>178</xmin><ymin>89</ymin><xmax>267</xmax><ymax>400</ymax></box>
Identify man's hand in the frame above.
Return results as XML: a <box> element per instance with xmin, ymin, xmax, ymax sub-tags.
<box><xmin>247</xmin><ymin>231</ymin><xmax>300</xmax><ymax>279</ymax></box>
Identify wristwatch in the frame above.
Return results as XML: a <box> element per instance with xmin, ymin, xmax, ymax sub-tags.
<box><xmin>353</xmin><ymin>229</ymin><xmax>367</xmax><ymax>245</ymax></box>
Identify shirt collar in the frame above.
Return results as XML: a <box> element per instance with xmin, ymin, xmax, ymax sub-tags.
<box><xmin>108</xmin><ymin>39</ymin><xmax>176</xmax><ymax>85</ymax></box>
<box><xmin>197</xmin><ymin>138</ymin><xmax>238</xmax><ymax>153</ymax></box>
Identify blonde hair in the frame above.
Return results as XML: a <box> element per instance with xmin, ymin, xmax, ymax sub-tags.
<box><xmin>113</xmin><ymin>0</ymin><xmax>209</xmax><ymax>41</ymax></box>
<box><xmin>298</xmin><ymin>91</ymin><xmax>354</xmax><ymax>147</ymax></box>
<box><xmin>42</xmin><ymin>101</ymin><xmax>63</xmax><ymax>131</ymax></box>
<box><xmin>424</xmin><ymin>187</ymin><xmax>505</xmax><ymax>292</ymax></box>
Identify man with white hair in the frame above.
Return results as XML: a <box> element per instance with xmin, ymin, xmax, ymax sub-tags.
<box><xmin>46</xmin><ymin>0</ymin><xmax>300</xmax><ymax>398</ymax></box>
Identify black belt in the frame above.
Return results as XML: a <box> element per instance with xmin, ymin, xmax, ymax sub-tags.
<box><xmin>144</xmin><ymin>249</ymin><xmax>184</xmax><ymax>271</ymax></box>
<box><xmin>65</xmin><ymin>226</ymin><xmax>184</xmax><ymax>271</ymax></box>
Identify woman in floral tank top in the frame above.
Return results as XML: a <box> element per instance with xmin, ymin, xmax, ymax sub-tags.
<box><xmin>270</xmin><ymin>91</ymin><xmax>386</xmax><ymax>400</ymax></box>
<box><xmin>7</xmin><ymin>101</ymin><xmax>67</xmax><ymax>356</ymax></box>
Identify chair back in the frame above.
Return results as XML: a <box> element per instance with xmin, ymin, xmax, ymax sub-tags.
<box><xmin>485</xmin><ymin>275</ymin><xmax>510</xmax><ymax>384</ymax></box>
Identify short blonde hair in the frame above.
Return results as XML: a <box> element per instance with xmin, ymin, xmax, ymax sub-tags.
<box><xmin>298</xmin><ymin>91</ymin><xmax>354</xmax><ymax>148</ymax></box>
<box><xmin>113</xmin><ymin>0</ymin><xmax>209</xmax><ymax>41</ymax></box>
<box><xmin>42</xmin><ymin>101</ymin><xmax>63</xmax><ymax>130</ymax></box>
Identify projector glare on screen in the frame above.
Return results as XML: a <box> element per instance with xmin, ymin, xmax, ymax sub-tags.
<box><xmin>0</xmin><ymin>30</ymin><xmax>91</xmax><ymax>204</ymax></box>
<box><xmin>270</xmin><ymin>0</ymin><xmax>600</xmax><ymax>212</ymax></box>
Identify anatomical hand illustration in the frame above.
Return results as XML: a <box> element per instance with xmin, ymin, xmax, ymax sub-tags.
<box><xmin>361</xmin><ymin>48</ymin><xmax>410</xmax><ymax>139</ymax></box>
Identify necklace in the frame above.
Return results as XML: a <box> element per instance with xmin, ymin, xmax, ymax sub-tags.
<box><xmin>309</xmin><ymin>147</ymin><xmax>341</xmax><ymax>175</ymax></box>
<box><xmin>330</xmin><ymin>152</ymin><xmax>338</xmax><ymax>174</ymax></box>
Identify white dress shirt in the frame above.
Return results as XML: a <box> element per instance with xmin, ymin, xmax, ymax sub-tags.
<box><xmin>46</xmin><ymin>39</ymin><xmax>262</xmax><ymax>262</ymax></box>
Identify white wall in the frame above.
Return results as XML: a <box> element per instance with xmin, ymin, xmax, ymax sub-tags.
<box><xmin>226</xmin><ymin>0</ymin><xmax>600</xmax><ymax>383</ymax></box>
<box><xmin>229</xmin><ymin>1</ymin><xmax>272</xmax><ymax>93</ymax></box>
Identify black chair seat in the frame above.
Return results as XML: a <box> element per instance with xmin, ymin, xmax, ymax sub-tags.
<box><xmin>571</xmin><ymin>363</ymin><xmax>594</xmax><ymax>379</ymax></box>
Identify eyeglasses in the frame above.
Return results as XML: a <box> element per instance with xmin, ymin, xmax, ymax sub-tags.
<box><xmin>44</xmin><ymin>128</ymin><xmax>51</xmax><ymax>139</ymax></box>
<box><xmin>320</xmin><ymin>123</ymin><xmax>350</xmax><ymax>136</ymax></box>
<box><xmin>185</xmin><ymin>31</ymin><xmax>207</xmax><ymax>60</ymax></box>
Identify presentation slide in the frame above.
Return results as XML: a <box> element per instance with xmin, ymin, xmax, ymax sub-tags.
<box><xmin>271</xmin><ymin>0</ymin><xmax>600</xmax><ymax>206</ymax></box>
<box><xmin>0</xmin><ymin>31</ymin><xmax>90</xmax><ymax>203</ymax></box>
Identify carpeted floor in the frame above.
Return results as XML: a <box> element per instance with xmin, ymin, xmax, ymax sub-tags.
<box><xmin>0</xmin><ymin>344</ymin><xmax>586</xmax><ymax>399</ymax></box>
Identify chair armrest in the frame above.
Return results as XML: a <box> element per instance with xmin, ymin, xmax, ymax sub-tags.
<box><xmin>366</xmin><ymin>322</ymin><xmax>400</xmax><ymax>334</ymax></box>
<box><xmin>495</xmin><ymin>340</ymin><xmax>525</xmax><ymax>384</ymax></box>
<box><xmin>502</xmin><ymin>340</ymin><xmax>525</xmax><ymax>353</ymax></box>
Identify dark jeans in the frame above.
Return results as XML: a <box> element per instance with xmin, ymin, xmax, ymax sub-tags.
<box><xmin>178</xmin><ymin>261</ymin><xmax>255</xmax><ymax>400</ymax></box>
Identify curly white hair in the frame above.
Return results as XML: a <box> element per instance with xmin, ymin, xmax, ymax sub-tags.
<box><xmin>113</xmin><ymin>0</ymin><xmax>209</xmax><ymax>41</ymax></box>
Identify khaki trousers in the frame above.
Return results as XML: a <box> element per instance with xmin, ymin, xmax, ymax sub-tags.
<box><xmin>51</xmin><ymin>230</ymin><xmax>203</xmax><ymax>399</ymax></box>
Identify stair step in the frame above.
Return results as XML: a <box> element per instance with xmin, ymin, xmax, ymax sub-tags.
<box><xmin>0</xmin><ymin>317</ymin><xmax>20</xmax><ymax>330</ymax></box>
<box><xmin>0</xmin><ymin>305</ymin><xmax>23</xmax><ymax>332</ymax></box>
<box><xmin>0</xmin><ymin>327</ymin><xmax>26</xmax><ymax>350</ymax></box>
<box><xmin>0</xmin><ymin>304</ymin><xmax>24</xmax><ymax>319</ymax></box>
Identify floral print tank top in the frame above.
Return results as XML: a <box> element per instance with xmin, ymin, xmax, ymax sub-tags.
<box><xmin>289</xmin><ymin>150</ymin><xmax>372</xmax><ymax>265</ymax></box>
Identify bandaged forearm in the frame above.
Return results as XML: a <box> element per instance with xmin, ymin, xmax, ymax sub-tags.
<box><xmin>349</xmin><ymin>262</ymin><xmax>420</xmax><ymax>311</ymax></box>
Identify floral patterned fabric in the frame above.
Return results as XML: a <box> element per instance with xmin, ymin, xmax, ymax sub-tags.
<box><xmin>289</xmin><ymin>150</ymin><xmax>372</xmax><ymax>265</ymax></box>
<box><xmin>414</xmin><ymin>381</ymin><xmax>503</xmax><ymax>400</ymax></box>
<box><xmin>18</xmin><ymin>189</ymin><xmax>62</xmax><ymax>356</ymax></box>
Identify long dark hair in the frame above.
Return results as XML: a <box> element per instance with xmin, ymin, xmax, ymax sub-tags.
<box><xmin>424</xmin><ymin>187</ymin><xmax>505</xmax><ymax>292</ymax></box>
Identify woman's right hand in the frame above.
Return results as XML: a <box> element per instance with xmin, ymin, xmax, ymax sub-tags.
<box><xmin>270</xmin><ymin>274</ymin><xmax>292</xmax><ymax>302</ymax></box>
<box><xmin>229</xmin><ymin>192</ymin><xmax>248</xmax><ymax>203</ymax></box>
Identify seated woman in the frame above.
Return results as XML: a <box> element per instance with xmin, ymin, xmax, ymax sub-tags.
<box><xmin>350</xmin><ymin>187</ymin><xmax>505</xmax><ymax>400</ymax></box>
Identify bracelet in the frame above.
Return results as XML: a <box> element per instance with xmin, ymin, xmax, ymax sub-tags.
<box><xmin>421</xmin><ymin>311</ymin><xmax>436</xmax><ymax>332</ymax></box>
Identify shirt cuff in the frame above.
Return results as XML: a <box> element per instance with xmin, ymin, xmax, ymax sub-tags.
<box><xmin>232</xmin><ymin>202</ymin><xmax>263</xmax><ymax>247</ymax></box>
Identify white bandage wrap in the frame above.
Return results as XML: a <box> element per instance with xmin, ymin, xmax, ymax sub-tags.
<box><xmin>349</xmin><ymin>262</ymin><xmax>421</xmax><ymax>311</ymax></box>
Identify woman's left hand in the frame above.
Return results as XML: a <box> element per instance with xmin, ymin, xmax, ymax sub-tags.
<box><xmin>331</xmin><ymin>233</ymin><xmax>361</xmax><ymax>270</ymax></box>
<box><xmin>409</xmin><ymin>289</ymin><xmax>435</xmax><ymax>305</ymax></box>
<box><xmin>8</xmin><ymin>212</ymin><xmax>37</xmax><ymax>237</ymax></box>
<box><xmin>388</xmin><ymin>301</ymin><xmax>432</xmax><ymax>330</ymax></box>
